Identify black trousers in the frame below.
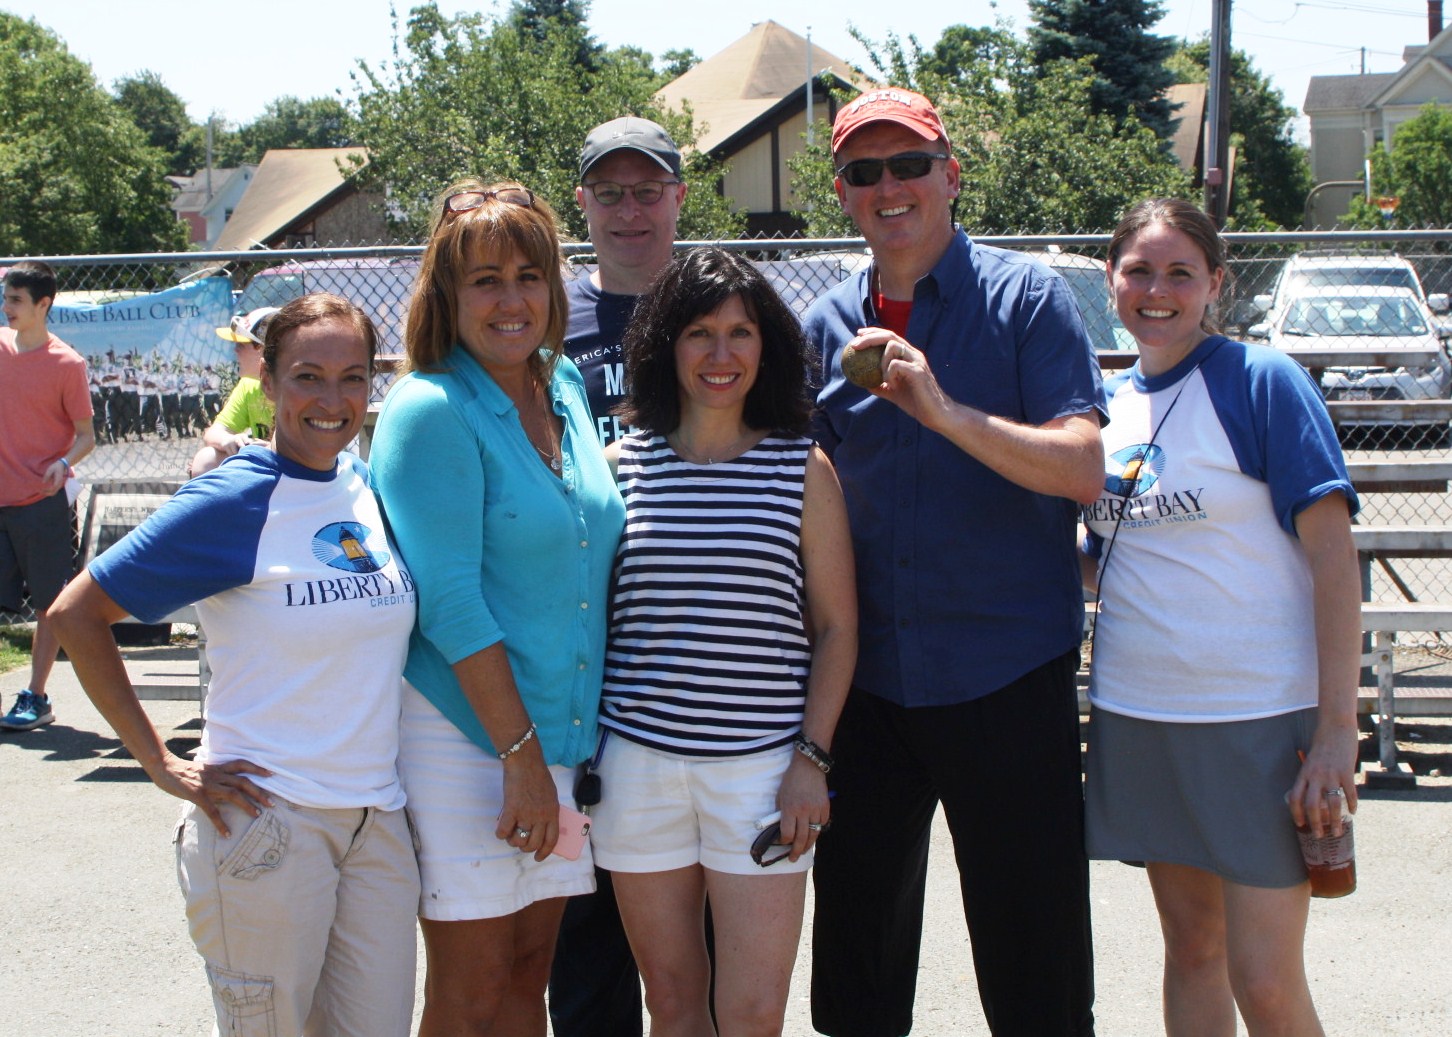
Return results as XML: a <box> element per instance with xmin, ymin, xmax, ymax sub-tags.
<box><xmin>548</xmin><ymin>868</ymin><xmax>643</xmax><ymax>1037</ymax></box>
<box><xmin>810</xmin><ymin>651</ymin><xmax>1095</xmax><ymax>1037</ymax></box>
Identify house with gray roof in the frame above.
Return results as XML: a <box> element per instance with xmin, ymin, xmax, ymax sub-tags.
<box><xmin>1304</xmin><ymin>15</ymin><xmax>1452</xmax><ymax>227</ymax></box>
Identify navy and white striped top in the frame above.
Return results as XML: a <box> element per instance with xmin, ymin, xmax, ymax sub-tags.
<box><xmin>601</xmin><ymin>432</ymin><xmax>812</xmax><ymax>757</ymax></box>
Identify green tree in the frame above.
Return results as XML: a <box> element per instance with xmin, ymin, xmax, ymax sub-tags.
<box><xmin>507</xmin><ymin>0</ymin><xmax>602</xmax><ymax>73</ymax></box>
<box><xmin>659</xmin><ymin>48</ymin><xmax>701</xmax><ymax>81</ymax></box>
<box><xmin>179</xmin><ymin>117</ymin><xmax>248</xmax><ymax>171</ymax></box>
<box><xmin>1167</xmin><ymin>39</ymin><xmax>1311</xmax><ymax>230</ymax></box>
<box><xmin>790</xmin><ymin>26</ymin><xmax>1188</xmax><ymax>236</ymax></box>
<box><xmin>0</xmin><ymin>15</ymin><xmax>187</xmax><ymax>256</ymax></box>
<box><xmin>113</xmin><ymin>71</ymin><xmax>204</xmax><ymax>175</ymax></box>
<box><xmin>238</xmin><ymin>96</ymin><xmax>356</xmax><ymax>160</ymax></box>
<box><xmin>1344</xmin><ymin>103</ymin><xmax>1452</xmax><ymax>228</ymax></box>
<box><xmin>1028</xmin><ymin>0</ymin><xmax>1177</xmax><ymax>139</ymax></box>
<box><xmin>350</xmin><ymin>3</ymin><xmax>742</xmax><ymax>241</ymax></box>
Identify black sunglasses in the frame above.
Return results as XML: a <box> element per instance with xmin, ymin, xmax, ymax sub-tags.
<box><xmin>751</xmin><ymin>823</ymin><xmax>792</xmax><ymax>868</ymax></box>
<box><xmin>444</xmin><ymin>187</ymin><xmax>536</xmax><ymax>214</ymax></box>
<box><xmin>836</xmin><ymin>152</ymin><xmax>948</xmax><ymax>188</ymax></box>
<box><xmin>749</xmin><ymin>819</ymin><xmax>831</xmax><ymax>867</ymax></box>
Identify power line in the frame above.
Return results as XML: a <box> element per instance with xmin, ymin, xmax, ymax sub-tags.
<box><xmin>1291</xmin><ymin>1</ymin><xmax>1429</xmax><ymax>17</ymax></box>
<box><xmin>1237</xmin><ymin>30</ymin><xmax>1405</xmax><ymax>56</ymax></box>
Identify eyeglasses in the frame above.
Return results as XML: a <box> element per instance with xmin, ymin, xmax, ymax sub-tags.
<box><xmin>444</xmin><ymin>187</ymin><xmax>536</xmax><ymax>214</ymax></box>
<box><xmin>582</xmin><ymin>180</ymin><xmax>680</xmax><ymax>206</ymax></box>
<box><xmin>835</xmin><ymin>152</ymin><xmax>949</xmax><ymax>188</ymax></box>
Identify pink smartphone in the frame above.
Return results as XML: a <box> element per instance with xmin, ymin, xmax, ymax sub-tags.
<box><xmin>554</xmin><ymin>804</ymin><xmax>592</xmax><ymax>861</ymax></box>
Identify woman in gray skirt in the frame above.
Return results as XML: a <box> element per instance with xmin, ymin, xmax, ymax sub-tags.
<box><xmin>1081</xmin><ymin>198</ymin><xmax>1361</xmax><ymax>1036</ymax></box>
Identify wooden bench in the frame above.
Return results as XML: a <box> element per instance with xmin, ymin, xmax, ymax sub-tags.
<box><xmin>1352</xmin><ymin>525</ymin><xmax>1452</xmax><ymax>556</ymax></box>
<box><xmin>1346</xmin><ymin>459</ymin><xmax>1452</xmax><ymax>493</ymax></box>
<box><xmin>1359</xmin><ymin>605</ymin><xmax>1452</xmax><ymax>785</ymax></box>
<box><xmin>78</xmin><ymin>481</ymin><xmax>208</xmax><ymax>704</ymax></box>
<box><xmin>125</xmin><ymin>605</ymin><xmax>210</xmax><ymax>704</ymax></box>
<box><xmin>1327</xmin><ymin>399</ymin><xmax>1452</xmax><ymax>425</ymax></box>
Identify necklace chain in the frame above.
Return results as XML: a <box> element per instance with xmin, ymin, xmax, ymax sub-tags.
<box><xmin>671</xmin><ymin>429</ymin><xmax>755</xmax><ymax>465</ymax></box>
<box><xmin>528</xmin><ymin>381</ymin><xmax>561</xmax><ymax>473</ymax></box>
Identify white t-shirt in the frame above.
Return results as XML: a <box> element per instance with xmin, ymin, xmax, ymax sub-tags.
<box><xmin>1083</xmin><ymin>337</ymin><xmax>1357</xmax><ymax>722</ymax></box>
<box><xmin>91</xmin><ymin>447</ymin><xmax>417</xmax><ymax>809</ymax></box>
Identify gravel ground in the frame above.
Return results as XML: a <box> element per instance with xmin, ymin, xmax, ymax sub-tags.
<box><xmin>2</xmin><ymin>648</ymin><xmax>1449</xmax><ymax>1036</ymax></box>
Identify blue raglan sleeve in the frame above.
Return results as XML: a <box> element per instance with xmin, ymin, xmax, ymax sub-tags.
<box><xmin>369</xmin><ymin>375</ymin><xmax>507</xmax><ymax>665</ymax></box>
<box><xmin>1203</xmin><ymin>341</ymin><xmax>1359</xmax><ymax>533</ymax></box>
<box><xmin>88</xmin><ymin>456</ymin><xmax>273</xmax><ymax>622</ymax></box>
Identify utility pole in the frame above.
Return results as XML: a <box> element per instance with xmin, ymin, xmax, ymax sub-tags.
<box><xmin>1203</xmin><ymin>0</ymin><xmax>1233</xmax><ymax>227</ymax></box>
<box><xmin>806</xmin><ymin>28</ymin><xmax>814</xmax><ymax>147</ymax></box>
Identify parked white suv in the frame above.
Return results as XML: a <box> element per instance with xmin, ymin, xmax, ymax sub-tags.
<box><xmin>1253</xmin><ymin>252</ymin><xmax>1449</xmax><ymax>319</ymax></box>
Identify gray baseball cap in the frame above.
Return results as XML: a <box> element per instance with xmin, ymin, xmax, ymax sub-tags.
<box><xmin>579</xmin><ymin>117</ymin><xmax>682</xmax><ymax>180</ymax></box>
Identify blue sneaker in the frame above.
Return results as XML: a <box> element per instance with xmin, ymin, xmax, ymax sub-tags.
<box><xmin>0</xmin><ymin>690</ymin><xmax>54</xmax><ymax>730</ymax></box>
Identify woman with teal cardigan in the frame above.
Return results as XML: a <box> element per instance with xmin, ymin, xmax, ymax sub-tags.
<box><xmin>370</xmin><ymin>180</ymin><xmax>624</xmax><ymax>1035</ymax></box>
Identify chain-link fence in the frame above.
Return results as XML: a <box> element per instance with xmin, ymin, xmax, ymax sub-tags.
<box><xmin>5</xmin><ymin>230</ymin><xmax>1452</xmax><ymax>622</ymax></box>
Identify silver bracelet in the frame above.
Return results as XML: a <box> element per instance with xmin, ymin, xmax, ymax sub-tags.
<box><xmin>792</xmin><ymin>734</ymin><xmax>834</xmax><ymax>774</ymax></box>
<box><xmin>497</xmin><ymin>722</ymin><xmax>537</xmax><ymax>761</ymax></box>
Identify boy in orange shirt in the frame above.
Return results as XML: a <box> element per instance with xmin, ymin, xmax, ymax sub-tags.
<box><xmin>0</xmin><ymin>261</ymin><xmax>95</xmax><ymax>730</ymax></box>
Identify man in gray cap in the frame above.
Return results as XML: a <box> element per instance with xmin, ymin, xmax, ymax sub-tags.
<box><xmin>563</xmin><ymin>115</ymin><xmax>687</xmax><ymax>445</ymax></box>
<box><xmin>549</xmin><ymin>116</ymin><xmax>688</xmax><ymax>1037</ymax></box>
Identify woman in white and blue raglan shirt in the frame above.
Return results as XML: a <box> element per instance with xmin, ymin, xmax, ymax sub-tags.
<box><xmin>1081</xmin><ymin>199</ymin><xmax>1361</xmax><ymax>1035</ymax></box>
<box><xmin>50</xmin><ymin>294</ymin><xmax>420</xmax><ymax>1037</ymax></box>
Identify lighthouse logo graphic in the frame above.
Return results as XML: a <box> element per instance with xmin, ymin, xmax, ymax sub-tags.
<box><xmin>312</xmin><ymin>521</ymin><xmax>390</xmax><ymax>574</ymax></box>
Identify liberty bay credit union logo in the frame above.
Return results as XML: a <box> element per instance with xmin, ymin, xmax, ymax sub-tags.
<box><xmin>1104</xmin><ymin>443</ymin><xmax>1165</xmax><ymax>498</ymax></box>
<box><xmin>312</xmin><ymin>521</ymin><xmax>391</xmax><ymax>574</ymax></box>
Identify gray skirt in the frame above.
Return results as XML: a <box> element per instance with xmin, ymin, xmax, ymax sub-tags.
<box><xmin>1084</xmin><ymin>706</ymin><xmax>1316</xmax><ymax>888</ymax></box>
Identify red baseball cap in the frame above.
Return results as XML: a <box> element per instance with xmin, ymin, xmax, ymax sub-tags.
<box><xmin>831</xmin><ymin>88</ymin><xmax>951</xmax><ymax>153</ymax></box>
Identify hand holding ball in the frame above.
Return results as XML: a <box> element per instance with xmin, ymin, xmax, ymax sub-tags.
<box><xmin>841</xmin><ymin>343</ymin><xmax>886</xmax><ymax>389</ymax></box>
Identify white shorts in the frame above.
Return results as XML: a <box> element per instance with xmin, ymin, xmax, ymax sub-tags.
<box><xmin>590</xmin><ymin>733</ymin><xmax>811</xmax><ymax>876</ymax></box>
<box><xmin>397</xmin><ymin>682</ymin><xmax>595</xmax><ymax>920</ymax></box>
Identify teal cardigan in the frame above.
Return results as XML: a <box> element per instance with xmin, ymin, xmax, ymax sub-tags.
<box><xmin>370</xmin><ymin>347</ymin><xmax>624</xmax><ymax>766</ymax></box>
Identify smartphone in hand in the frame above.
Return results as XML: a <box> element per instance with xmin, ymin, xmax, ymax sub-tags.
<box><xmin>554</xmin><ymin>803</ymin><xmax>592</xmax><ymax>861</ymax></box>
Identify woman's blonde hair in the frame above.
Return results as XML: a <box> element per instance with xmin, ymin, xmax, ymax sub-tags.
<box><xmin>405</xmin><ymin>179</ymin><xmax>568</xmax><ymax>380</ymax></box>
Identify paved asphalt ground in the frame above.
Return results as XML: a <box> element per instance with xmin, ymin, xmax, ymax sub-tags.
<box><xmin>2</xmin><ymin>648</ymin><xmax>1449</xmax><ymax>1036</ymax></box>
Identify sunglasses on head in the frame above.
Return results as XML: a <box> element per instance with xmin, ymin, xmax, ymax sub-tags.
<box><xmin>836</xmin><ymin>151</ymin><xmax>948</xmax><ymax>188</ymax></box>
<box><xmin>581</xmin><ymin>180</ymin><xmax>680</xmax><ymax>207</ymax></box>
<box><xmin>444</xmin><ymin>187</ymin><xmax>536</xmax><ymax>215</ymax></box>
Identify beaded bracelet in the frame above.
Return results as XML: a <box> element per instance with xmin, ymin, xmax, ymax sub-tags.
<box><xmin>497</xmin><ymin>722</ymin><xmax>538</xmax><ymax>761</ymax></box>
<box><xmin>792</xmin><ymin>734</ymin><xmax>834</xmax><ymax>774</ymax></box>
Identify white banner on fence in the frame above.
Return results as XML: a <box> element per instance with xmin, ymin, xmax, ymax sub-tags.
<box><xmin>47</xmin><ymin>277</ymin><xmax>235</xmax><ymax>366</ymax></box>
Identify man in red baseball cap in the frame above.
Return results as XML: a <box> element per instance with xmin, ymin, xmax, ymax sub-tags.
<box><xmin>804</xmin><ymin>88</ymin><xmax>1104</xmax><ymax>1036</ymax></box>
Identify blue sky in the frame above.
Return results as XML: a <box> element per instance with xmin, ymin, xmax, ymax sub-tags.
<box><xmin>5</xmin><ymin>0</ymin><xmax>1437</xmax><ymax>136</ymax></box>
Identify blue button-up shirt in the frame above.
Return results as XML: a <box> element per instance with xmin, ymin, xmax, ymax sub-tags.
<box><xmin>807</xmin><ymin>230</ymin><xmax>1106</xmax><ymax>707</ymax></box>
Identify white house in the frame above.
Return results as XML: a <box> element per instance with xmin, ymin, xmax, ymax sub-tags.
<box><xmin>169</xmin><ymin>165</ymin><xmax>257</xmax><ymax>248</ymax></box>
<box><xmin>1304</xmin><ymin>12</ymin><xmax>1452</xmax><ymax>227</ymax></box>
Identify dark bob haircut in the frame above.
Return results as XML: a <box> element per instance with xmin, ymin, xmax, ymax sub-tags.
<box><xmin>617</xmin><ymin>247</ymin><xmax>813</xmax><ymax>435</ymax></box>
<box><xmin>1108</xmin><ymin>197</ymin><xmax>1230</xmax><ymax>335</ymax></box>
<box><xmin>262</xmin><ymin>292</ymin><xmax>380</xmax><ymax>375</ymax></box>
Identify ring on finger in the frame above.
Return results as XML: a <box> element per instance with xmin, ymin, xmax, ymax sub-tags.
<box><xmin>515</xmin><ymin>827</ymin><xmax>531</xmax><ymax>839</ymax></box>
